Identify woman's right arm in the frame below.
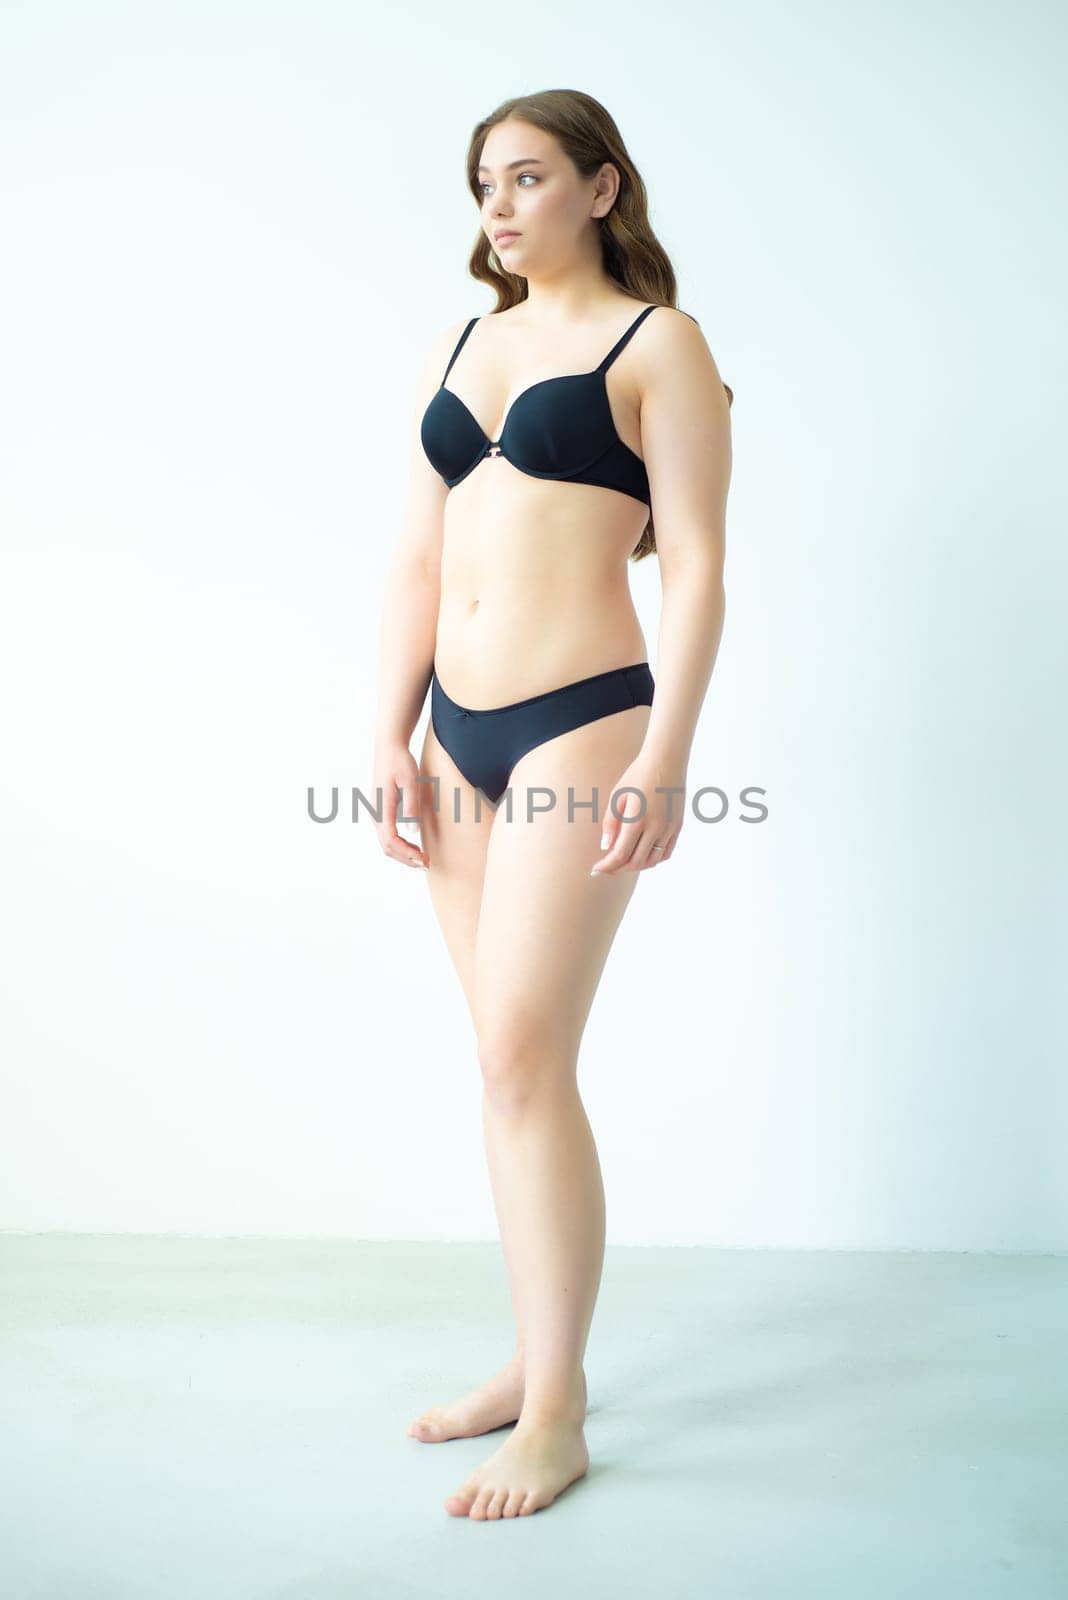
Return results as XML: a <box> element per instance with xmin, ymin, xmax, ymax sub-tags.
<box><xmin>372</xmin><ymin>318</ymin><xmax>467</xmax><ymax>869</ymax></box>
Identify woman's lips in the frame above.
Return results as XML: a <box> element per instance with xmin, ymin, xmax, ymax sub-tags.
<box><xmin>495</xmin><ymin>232</ymin><xmax>520</xmax><ymax>246</ymax></box>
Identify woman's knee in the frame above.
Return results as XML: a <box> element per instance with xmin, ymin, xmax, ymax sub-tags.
<box><xmin>476</xmin><ymin>1022</ymin><xmax>575</xmax><ymax>1109</ymax></box>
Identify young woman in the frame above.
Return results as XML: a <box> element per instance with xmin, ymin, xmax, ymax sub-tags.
<box><xmin>372</xmin><ymin>88</ymin><xmax>733</xmax><ymax>1520</ymax></box>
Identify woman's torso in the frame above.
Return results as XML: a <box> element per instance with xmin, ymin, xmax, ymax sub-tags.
<box><xmin>427</xmin><ymin>297</ymin><xmax>654</xmax><ymax>708</ymax></box>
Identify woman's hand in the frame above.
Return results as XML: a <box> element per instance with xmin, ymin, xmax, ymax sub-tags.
<box><xmin>590</xmin><ymin>754</ymin><xmax>687</xmax><ymax>875</ymax></box>
<box><xmin>373</xmin><ymin>740</ymin><xmax>430</xmax><ymax>869</ymax></box>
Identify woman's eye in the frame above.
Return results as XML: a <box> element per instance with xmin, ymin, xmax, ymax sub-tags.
<box><xmin>480</xmin><ymin>173</ymin><xmax>538</xmax><ymax>195</ymax></box>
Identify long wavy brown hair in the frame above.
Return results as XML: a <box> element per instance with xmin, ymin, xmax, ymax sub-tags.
<box><xmin>463</xmin><ymin>88</ymin><xmax>733</xmax><ymax>563</ymax></box>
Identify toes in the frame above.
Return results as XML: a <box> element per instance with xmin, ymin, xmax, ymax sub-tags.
<box><xmin>486</xmin><ymin>1488</ymin><xmax>508</xmax><ymax>1520</ymax></box>
<box><xmin>502</xmin><ymin>1488</ymin><xmax>525</xmax><ymax>1517</ymax></box>
<box><xmin>410</xmin><ymin>1411</ymin><xmax>450</xmax><ymax>1441</ymax></box>
<box><xmin>444</xmin><ymin>1486</ymin><xmax>478</xmax><ymax>1517</ymax></box>
<box><xmin>469</xmin><ymin>1486</ymin><xmax>495</xmax><ymax>1520</ymax></box>
<box><xmin>518</xmin><ymin>1491</ymin><xmax>538</xmax><ymax>1515</ymax></box>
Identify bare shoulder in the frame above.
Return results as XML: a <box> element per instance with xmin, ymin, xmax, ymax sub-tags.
<box><xmin>421</xmin><ymin>313</ymin><xmax>477</xmax><ymax>379</ymax></box>
<box><xmin>639</xmin><ymin>305</ymin><xmax>733</xmax><ymax>407</ymax></box>
<box><xmin>407</xmin><ymin>313</ymin><xmax>480</xmax><ymax>418</ymax></box>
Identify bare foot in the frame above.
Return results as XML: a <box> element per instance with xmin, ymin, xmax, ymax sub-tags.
<box><xmin>407</xmin><ymin>1356</ymin><xmax>524</xmax><ymax>1442</ymax></box>
<box><xmin>444</xmin><ymin>1414</ymin><xmax>589</xmax><ymax>1518</ymax></box>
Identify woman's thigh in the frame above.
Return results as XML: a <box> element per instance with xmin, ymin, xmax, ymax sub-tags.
<box><xmin>473</xmin><ymin>704</ymin><xmax>652</xmax><ymax>1056</ymax></box>
<box><xmin>418</xmin><ymin>717</ymin><xmax>495</xmax><ymax>1021</ymax></box>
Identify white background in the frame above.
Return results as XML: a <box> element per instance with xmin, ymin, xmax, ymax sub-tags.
<box><xmin>1</xmin><ymin>0</ymin><xmax>1064</xmax><ymax>1248</ymax></box>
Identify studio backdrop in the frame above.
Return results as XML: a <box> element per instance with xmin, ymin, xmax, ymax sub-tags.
<box><xmin>1</xmin><ymin>0</ymin><xmax>1063</xmax><ymax>1251</ymax></box>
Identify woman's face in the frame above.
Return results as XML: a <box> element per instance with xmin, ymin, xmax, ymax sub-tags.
<box><xmin>477</xmin><ymin>119</ymin><xmax>615</xmax><ymax>274</ymax></box>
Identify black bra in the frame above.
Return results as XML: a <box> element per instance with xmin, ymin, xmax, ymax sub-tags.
<box><xmin>420</xmin><ymin>303</ymin><xmax>662</xmax><ymax>505</ymax></box>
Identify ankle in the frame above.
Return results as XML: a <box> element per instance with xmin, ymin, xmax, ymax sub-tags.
<box><xmin>517</xmin><ymin>1398</ymin><xmax>587</xmax><ymax>1429</ymax></box>
<box><xmin>517</xmin><ymin>1369</ymin><xmax>587</xmax><ymax>1428</ymax></box>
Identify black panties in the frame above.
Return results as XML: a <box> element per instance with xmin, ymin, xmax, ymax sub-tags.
<box><xmin>430</xmin><ymin>661</ymin><xmax>655</xmax><ymax>807</ymax></box>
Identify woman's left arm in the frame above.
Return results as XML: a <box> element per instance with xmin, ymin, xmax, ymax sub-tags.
<box><xmin>593</xmin><ymin>309</ymin><xmax>733</xmax><ymax>875</ymax></box>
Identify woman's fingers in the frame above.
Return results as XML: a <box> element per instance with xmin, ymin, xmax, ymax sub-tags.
<box><xmin>375</xmin><ymin>769</ymin><xmax>430</xmax><ymax>868</ymax></box>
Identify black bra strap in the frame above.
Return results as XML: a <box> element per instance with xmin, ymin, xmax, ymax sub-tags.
<box><xmin>441</xmin><ymin>317</ymin><xmax>479</xmax><ymax>384</ymax></box>
<box><xmin>597</xmin><ymin>304</ymin><xmax>659</xmax><ymax>372</ymax></box>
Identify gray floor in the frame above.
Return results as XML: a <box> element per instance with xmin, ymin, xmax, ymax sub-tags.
<box><xmin>0</xmin><ymin>1236</ymin><xmax>1065</xmax><ymax>1599</ymax></box>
